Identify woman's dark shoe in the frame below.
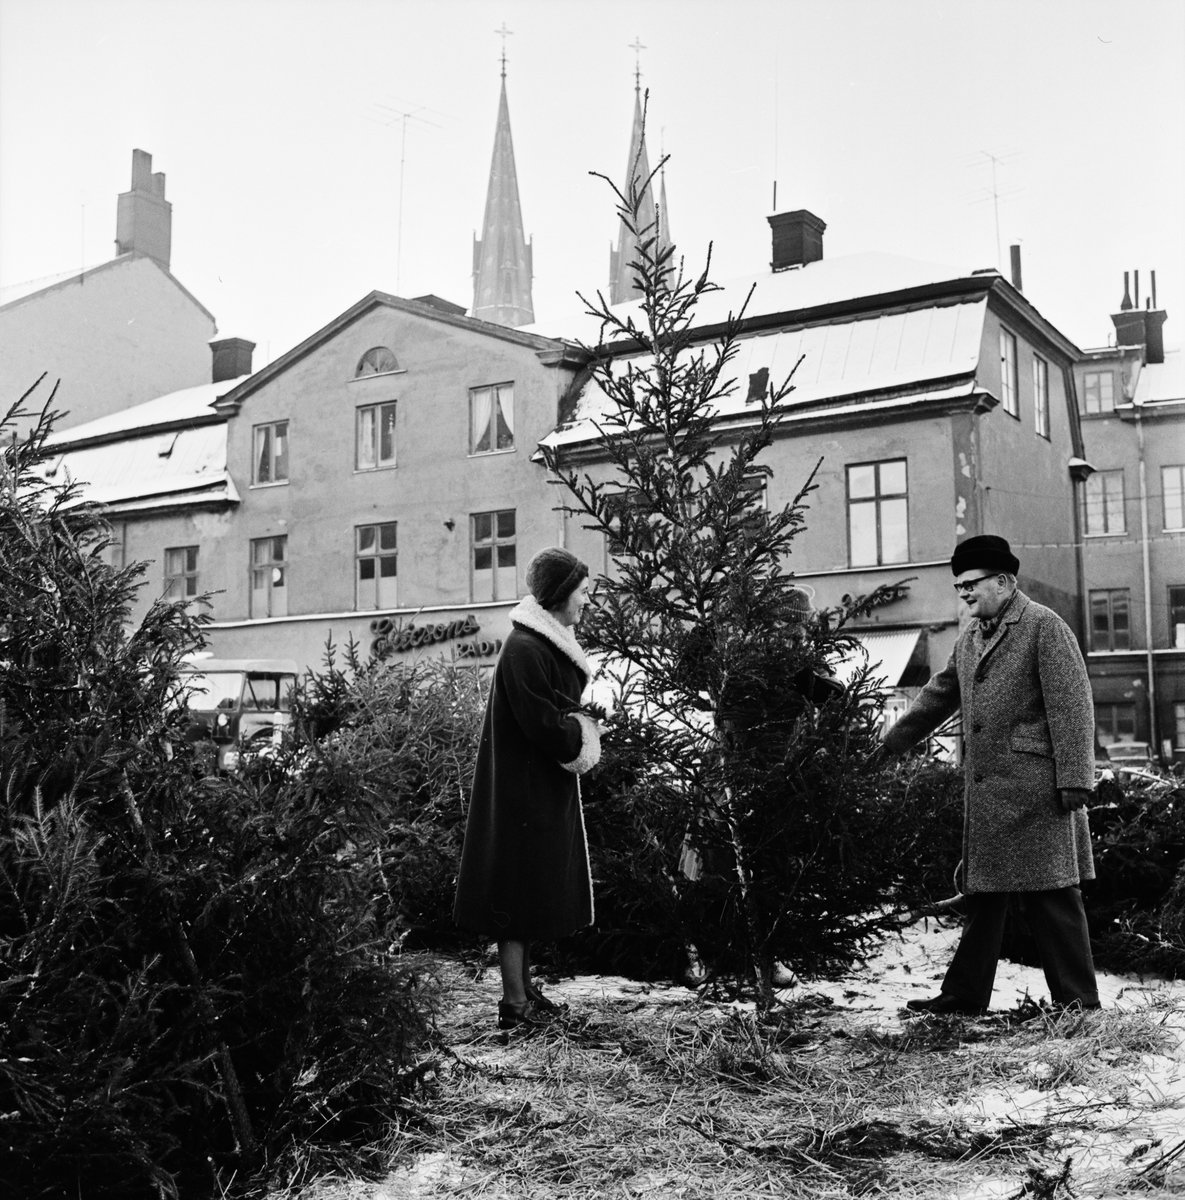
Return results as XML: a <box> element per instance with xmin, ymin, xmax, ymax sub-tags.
<box><xmin>497</xmin><ymin>999</ymin><xmax>552</xmax><ymax>1030</ymax></box>
<box><xmin>905</xmin><ymin>993</ymin><xmax>987</xmax><ymax>1016</ymax></box>
<box><xmin>525</xmin><ymin>982</ymin><xmax>567</xmax><ymax>1015</ymax></box>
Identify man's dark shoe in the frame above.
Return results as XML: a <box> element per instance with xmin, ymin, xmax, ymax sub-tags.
<box><xmin>905</xmin><ymin>993</ymin><xmax>986</xmax><ymax>1016</ymax></box>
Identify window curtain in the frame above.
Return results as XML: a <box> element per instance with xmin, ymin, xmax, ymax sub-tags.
<box><xmin>472</xmin><ymin>389</ymin><xmax>493</xmax><ymax>452</ymax></box>
<box><xmin>496</xmin><ymin>385</ymin><xmax>514</xmax><ymax>445</ymax></box>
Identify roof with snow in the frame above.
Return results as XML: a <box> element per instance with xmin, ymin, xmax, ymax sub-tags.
<box><xmin>40</xmin><ymin>376</ymin><xmax>247</xmax><ymax>515</ymax></box>
<box><xmin>46</xmin><ymin>377</ymin><xmax>245</xmax><ymax>449</ymax></box>
<box><xmin>524</xmin><ymin>253</ymin><xmax>995</xmax><ymax>344</ymax></box>
<box><xmin>536</xmin><ymin>252</ymin><xmax>1083</xmax><ymax>453</ymax></box>
<box><xmin>1134</xmin><ymin>349</ymin><xmax>1184</xmax><ymax>406</ymax></box>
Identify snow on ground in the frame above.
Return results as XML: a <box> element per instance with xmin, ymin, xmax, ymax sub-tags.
<box><xmin>499</xmin><ymin>918</ymin><xmax>1185</xmax><ymax>1190</ymax></box>
<box><xmin>343</xmin><ymin>921</ymin><xmax>1185</xmax><ymax>1199</ymax></box>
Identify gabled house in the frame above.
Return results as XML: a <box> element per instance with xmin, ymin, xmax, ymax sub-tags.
<box><xmin>198</xmin><ymin>292</ymin><xmax>582</xmax><ymax>667</ymax></box>
<box><xmin>1072</xmin><ymin>272</ymin><xmax>1184</xmax><ymax>763</ymax></box>
<box><xmin>1</xmin><ymin>150</ymin><xmax>217</xmax><ymax>430</ymax></box>
<box><xmin>540</xmin><ymin>211</ymin><xmax>1090</xmax><ymax>712</ymax></box>
<box><xmin>40</xmin><ymin>336</ymin><xmax>251</xmax><ymax>611</ymax></box>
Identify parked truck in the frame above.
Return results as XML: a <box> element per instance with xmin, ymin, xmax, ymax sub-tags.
<box><xmin>181</xmin><ymin>658</ymin><xmax>299</xmax><ymax>772</ymax></box>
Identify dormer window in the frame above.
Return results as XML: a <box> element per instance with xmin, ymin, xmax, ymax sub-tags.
<box><xmin>356</xmin><ymin>347</ymin><xmax>400</xmax><ymax>377</ymax></box>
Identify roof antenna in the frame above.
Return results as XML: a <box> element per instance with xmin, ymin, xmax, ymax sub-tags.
<box><xmin>772</xmin><ymin>55</ymin><xmax>779</xmax><ymax>212</ymax></box>
<box><xmin>368</xmin><ymin>101</ymin><xmax>443</xmax><ymax>295</ymax></box>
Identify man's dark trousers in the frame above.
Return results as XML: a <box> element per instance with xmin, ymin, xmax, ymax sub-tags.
<box><xmin>941</xmin><ymin>886</ymin><xmax>1099</xmax><ymax>1009</ymax></box>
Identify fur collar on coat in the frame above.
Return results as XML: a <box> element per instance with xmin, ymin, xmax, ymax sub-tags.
<box><xmin>508</xmin><ymin>595</ymin><xmax>592</xmax><ymax>685</ymax></box>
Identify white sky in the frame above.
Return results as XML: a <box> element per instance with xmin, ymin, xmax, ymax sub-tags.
<box><xmin>2</xmin><ymin>0</ymin><xmax>1182</xmax><ymax>367</ymax></box>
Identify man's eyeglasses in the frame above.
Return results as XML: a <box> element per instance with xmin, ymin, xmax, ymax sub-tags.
<box><xmin>953</xmin><ymin>574</ymin><xmax>999</xmax><ymax>595</ymax></box>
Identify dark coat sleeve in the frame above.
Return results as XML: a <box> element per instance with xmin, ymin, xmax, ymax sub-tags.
<box><xmin>882</xmin><ymin>648</ymin><xmax>962</xmax><ymax>754</ymax></box>
<box><xmin>498</xmin><ymin>633</ymin><xmax>585</xmax><ymax>765</ymax></box>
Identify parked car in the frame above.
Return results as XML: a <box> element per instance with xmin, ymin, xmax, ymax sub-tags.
<box><xmin>1104</xmin><ymin>741</ymin><xmax>1155</xmax><ymax>770</ymax></box>
<box><xmin>181</xmin><ymin>658</ymin><xmax>298</xmax><ymax>772</ymax></box>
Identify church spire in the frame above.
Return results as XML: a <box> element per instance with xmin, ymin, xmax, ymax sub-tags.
<box><xmin>472</xmin><ymin>37</ymin><xmax>534</xmax><ymax>328</ymax></box>
<box><xmin>608</xmin><ymin>51</ymin><xmax>673</xmax><ymax>306</ymax></box>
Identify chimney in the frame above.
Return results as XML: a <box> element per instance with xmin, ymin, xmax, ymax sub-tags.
<box><xmin>1009</xmin><ymin>244</ymin><xmax>1023</xmax><ymax>292</ymax></box>
<box><xmin>114</xmin><ymin>149</ymin><xmax>172</xmax><ymax>270</ymax></box>
<box><xmin>767</xmin><ymin>210</ymin><xmax>826</xmax><ymax>272</ymax></box>
<box><xmin>1111</xmin><ymin>270</ymin><xmax>1168</xmax><ymax>365</ymax></box>
<box><xmin>210</xmin><ymin>337</ymin><xmax>255</xmax><ymax>383</ymax></box>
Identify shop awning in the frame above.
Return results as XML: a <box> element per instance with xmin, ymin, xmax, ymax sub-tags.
<box><xmin>832</xmin><ymin>628</ymin><xmax>925</xmax><ymax>692</ymax></box>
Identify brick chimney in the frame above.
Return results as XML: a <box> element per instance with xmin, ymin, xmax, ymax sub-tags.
<box><xmin>115</xmin><ymin>149</ymin><xmax>172</xmax><ymax>270</ymax></box>
<box><xmin>767</xmin><ymin>210</ymin><xmax>826</xmax><ymax>272</ymax></box>
<box><xmin>210</xmin><ymin>337</ymin><xmax>255</xmax><ymax>383</ymax></box>
<box><xmin>1111</xmin><ymin>270</ymin><xmax>1168</xmax><ymax>365</ymax></box>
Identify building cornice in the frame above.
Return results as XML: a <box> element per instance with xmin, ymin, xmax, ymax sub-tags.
<box><xmin>542</xmin><ymin>379</ymin><xmax>992</xmax><ymax>464</ymax></box>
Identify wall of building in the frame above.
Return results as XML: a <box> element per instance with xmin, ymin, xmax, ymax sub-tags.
<box><xmin>976</xmin><ymin>306</ymin><xmax>1081</xmax><ymax>629</ymax></box>
<box><xmin>110</xmin><ymin>506</ymin><xmax>237</xmax><ymax>627</ymax></box>
<box><xmin>0</xmin><ymin>257</ymin><xmax>215</xmax><ymax>430</ymax></box>
<box><xmin>560</xmin><ymin>408</ymin><xmax>968</xmax><ymax>678</ymax></box>
<box><xmin>196</xmin><ymin>305</ymin><xmax>575</xmax><ymax>672</ymax></box>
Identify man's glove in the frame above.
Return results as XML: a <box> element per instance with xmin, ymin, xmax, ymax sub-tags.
<box><xmin>1057</xmin><ymin>788</ymin><xmax>1092</xmax><ymax>812</ymax></box>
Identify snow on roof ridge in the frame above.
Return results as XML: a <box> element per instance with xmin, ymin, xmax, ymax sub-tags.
<box><xmin>46</xmin><ymin>376</ymin><xmax>249</xmax><ymax>446</ymax></box>
<box><xmin>522</xmin><ymin>251</ymin><xmax>979</xmax><ymax>343</ymax></box>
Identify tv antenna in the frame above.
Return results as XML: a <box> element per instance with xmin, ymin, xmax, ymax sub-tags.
<box><xmin>965</xmin><ymin>150</ymin><xmax>1023</xmax><ymax>269</ymax></box>
<box><xmin>367</xmin><ymin>100</ymin><xmax>445</xmax><ymax>294</ymax></box>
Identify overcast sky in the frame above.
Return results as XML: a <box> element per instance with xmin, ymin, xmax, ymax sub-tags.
<box><xmin>2</xmin><ymin>0</ymin><xmax>1182</xmax><ymax>368</ymax></box>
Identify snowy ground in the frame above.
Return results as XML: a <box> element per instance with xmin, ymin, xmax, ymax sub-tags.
<box><xmin>303</xmin><ymin>920</ymin><xmax>1185</xmax><ymax>1198</ymax></box>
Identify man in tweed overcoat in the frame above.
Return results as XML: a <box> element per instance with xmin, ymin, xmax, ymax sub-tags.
<box><xmin>882</xmin><ymin>535</ymin><xmax>1099</xmax><ymax>1014</ymax></box>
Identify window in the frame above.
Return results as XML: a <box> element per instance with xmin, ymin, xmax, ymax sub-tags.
<box><xmin>252</xmin><ymin>421</ymin><xmax>288</xmax><ymax>485</ymax></box>
<box><xmin>999</xmin><ymin>329</ymin><xmax>1019</xmax><ymax>418</ymax></box>
<box><xmin>1095</xmin><ymin>702</ymin><xmax>1136</xmax><ymax>747</ymax></box>
<box><xmin>356</xmin><ymin>346</ymin><xmax>399</xmax><ymax>376</ymax></box>
<box><xmin>1164</xmin><ymin>465</ymin><xmax>1185</xmax><ymax>530</ymax></box>
<box><xmin>471</xmin><ymin>510</ymin><xmax>516</xmax><ymax>601</ymax></box>
<box><xmin>356</xmin><ymin>402</ymin><xmax>396</xmax><ymax>470</ymax></box>
<box><xmin>250</xmin><ymin>535</ymin><xmax>288</xmax><ymax>618</ymax></box>
<box><xmin>356</xmin><ymin>523</ymin><xmax>397</xmax><ymax>610</ymax></box>
<box><xmin>164</xmin><ymin>545</ymin><xmax>198</xmax><ymax>600</ymax></box>
<box><xmin>1175</xmin><ymin>702</ymin><xmax>1185</xmax><ymax>752</ymax></box>
<box><xmin>1084</xmin><ymin>469</ymin><xmax>1125</xmax><ymax>535</ymax></box>
<box><xmin>847</xmin><ymin>459</ymin><xmax>908</xmax><ymax>567</ymax></box>
<box><xmin>470</xmin><ymin>384</ymin><xmax>514</xmax><ymax>454</ymax></box>
<box><xmin>1170</xmin><ymin>586</ymin><xmax>1185</xmax><ymax>650</ymax></box>
<box><xmin>1033</xmin><ymin>355</ymin><xmax>1049</xmax><ymax>439</ymax></box>
<box><xmin>1090</xmin><ymin>588</ymin><xmax>1130</xmax><ymax>651</ymax></box>
<box><xmin>1082</xmin><ymin>371</ymin><xmax>1115</xmax><ymax>414</ymax></box>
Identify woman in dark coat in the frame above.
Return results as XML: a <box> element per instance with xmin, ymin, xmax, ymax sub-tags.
<box><xmin>453</xmin><ymin>547</ymin><xmax>601</xmax><ymax>1028</ymax></box>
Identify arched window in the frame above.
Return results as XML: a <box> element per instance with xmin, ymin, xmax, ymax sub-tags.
<box><xmin>356</xmin><ymin>346</ymin><xmax>399</xmax><ymax>377</ymax></box>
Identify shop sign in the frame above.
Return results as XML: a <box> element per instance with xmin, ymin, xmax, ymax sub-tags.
<box><xmin>370</xmin><ymin>614</ymin><xmax>501</xmax><ymax>660</ymax></box>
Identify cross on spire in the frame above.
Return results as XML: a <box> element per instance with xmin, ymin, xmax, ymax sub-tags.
<box><xmin>496</xmin><ymin>22</ymin><xmax>513</xmax><ymax>78</ymax></box>
<box><xmin>629</xmin><ymin>37</ymin><xmax>646</xmax><ymax>91</ymax></box>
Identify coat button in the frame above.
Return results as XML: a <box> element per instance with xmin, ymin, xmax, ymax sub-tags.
<box><xmin>972</xmin><ymin>723</ymin><xmax>982</xmax><ymax>732</ymax></box>
<box><xmin>973</xmin><ymin>773</ymin><xmax>984</xmax><ymax>783</ymax></box>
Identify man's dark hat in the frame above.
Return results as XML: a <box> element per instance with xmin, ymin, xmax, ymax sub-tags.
<box><xmin>526</xmin><ymin>547</ymin><xmax>589</xmax><ymax>610</ymax></box>
<box><xmin>950</xmin><ymin>534</ymin><xmax>1020</xmax><ymax>577</ymax></box>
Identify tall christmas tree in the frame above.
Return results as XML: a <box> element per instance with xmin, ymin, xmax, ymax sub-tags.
<box><xmin>543</xmin><ymin>104</ymin><xmax>903</xmax><ymax>1009</ymax></box>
